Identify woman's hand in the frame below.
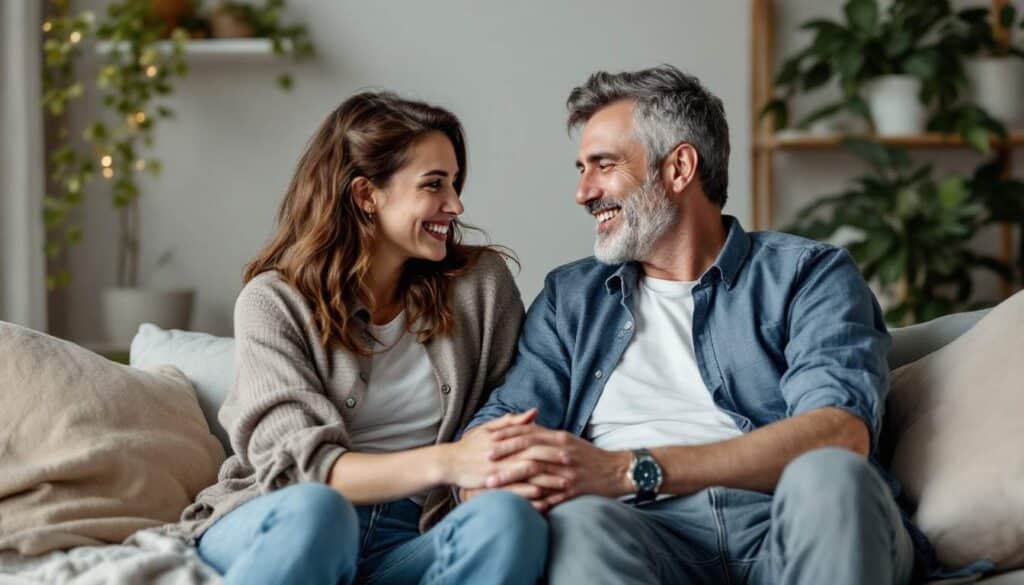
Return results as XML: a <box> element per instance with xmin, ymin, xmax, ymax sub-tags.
<box><xmin>440</xmin><ymin>409</ymin><xmax>569</xmax><ymax>490</ymax></box>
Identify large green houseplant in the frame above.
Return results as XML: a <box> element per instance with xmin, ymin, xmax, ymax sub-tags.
<box><xmin>786</xmin><ymin>139</ymin><xmax>1024</xmax><ymax>325</ymax></box>
<box><xmin>41</xmin><ymin>0</ymin><xmax>314</xmax><ymax>343</ymax></box>
<box><xmin>761</xmin><ymin>0</ymin><xmax>1003</xmax><ymax>146</ymax></box>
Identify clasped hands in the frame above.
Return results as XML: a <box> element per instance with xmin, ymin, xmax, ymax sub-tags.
<box><xmin>442</xmin><ymin>409</ymin><xmax>633</xmax><ymax>512</ymax></box>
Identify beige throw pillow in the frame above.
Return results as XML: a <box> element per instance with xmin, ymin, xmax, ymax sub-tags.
<box><xmin>887</xmin><ymin>290</ymin><xmax>1024</xmax><ymax>571</ymax></box>
<box><xmin>0</xmin><ymin>322</ymin><xmax>225</xmax><ymax>556</ymax></box>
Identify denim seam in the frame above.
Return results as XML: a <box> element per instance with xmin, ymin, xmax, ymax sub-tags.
<box><xmin>359</xmin><ymin>505</ymin><xmax>383</xmax><ymax>556</ymax></box>
<box><xmin>361</xmin><ymin>536</ymin><xmax>431</xmax><ymax>585</ymax></box>
<box><xmin>709</xmin><ymin>488</ymin><xmax>734</xmax><ymax>585</ymax></box>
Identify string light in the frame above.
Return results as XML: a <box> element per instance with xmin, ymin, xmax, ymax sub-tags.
<box><xmin>100</xmin><ymin>155</ymin><xmax>112</xmax><ymax>168</ymax></box>
<box><xmin>69</xmin><ymin>31</ymin><xmax>82</xmax><ymax>44</ymax></box>
<box><xmin>102</xmin><ymin>167</ymin><xmax>114</xmax><ymax>179</ymax></box>
<box><xmin>133</xmin><ymin>111</ymin><xmax>146</xmax><ymax>124</ymax></box>
<box><xmin>42</xmin><ymin>22</ymin><xmax>53</xmax><ymax>33</ymax></box>
<box><xmin>145</xmin><ymin>65</ymin><xmax>158</xmax><ymax>78</ymax></box>
<box><xmin>135</xmin><ymin>159</ymin><xmax>146</xmax><ymax>171</ymax></box>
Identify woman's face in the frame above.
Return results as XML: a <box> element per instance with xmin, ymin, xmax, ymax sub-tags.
<box><xmin>371</xmin><ymin>131</ymin><xmax>464</xmax><ymax>263</ymax></box>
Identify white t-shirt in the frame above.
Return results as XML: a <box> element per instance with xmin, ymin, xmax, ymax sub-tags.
<box><xmin>585</xmin><ymin>276</ymin><xmax>743</xmax><ymax>455</ymax></box>
<box><xmin>347</xmin><ymin>312</ymin><xmax>442</xmax><ymax>504</ymax></box>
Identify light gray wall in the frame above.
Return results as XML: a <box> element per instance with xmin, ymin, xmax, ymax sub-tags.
<box><xmin>54</xmin><ymin>0</ymin><xmax>1018</xmax><ymax>341</ymax></box>
<box><xmin>56</xmin><ymin>0</ymin><xmax>754</xmax><ymax>340</ymax></box>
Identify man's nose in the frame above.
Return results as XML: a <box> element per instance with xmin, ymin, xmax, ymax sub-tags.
<box><xmin>575</xmin><ymin>174</ymin><xmax>602</xmax><ymax>207</ymax></box>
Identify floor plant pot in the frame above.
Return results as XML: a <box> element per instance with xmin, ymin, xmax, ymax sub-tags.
<box><xmin>103</xmin><ymin>287</ymin><xmax>194</xmax><ymax>347</ymax></box>
<box><xmin>863</xmin><ymin>75</ymin><xmax>927</xmax><ymax>136</ymax></box>
<box><xmin>966</xmin><ymin>57</ymin><xmax>1024</xmax><ymax>131</ymax></box>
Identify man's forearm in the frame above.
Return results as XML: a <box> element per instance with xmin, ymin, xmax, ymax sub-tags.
<box><xmin>650</xmin><ymin>407</ymin><xmax>870</xmax><ymax>496</ymax></box>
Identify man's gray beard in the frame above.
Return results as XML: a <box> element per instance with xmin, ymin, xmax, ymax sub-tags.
<box><xmin>594</xmin><ymin>175</ymin><xmax>678</xmax><ymax>265</ymax></box>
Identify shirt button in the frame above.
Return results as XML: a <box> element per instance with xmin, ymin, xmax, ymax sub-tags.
<box><xmin>441</xmin><ymin>384</ymin><xmax>451</xmax><ymax>394</ymax></box>
<box><xmin>594</xmin><ymin>369</ymin><xmax>603</xmax><ymax>379</ymax></box>
<box><xmin>623</xmin><ymin>321</ymin><xmax>633</xmax><ymax>330</ymax></box>
<box><xmin>345</xmin><ymin>397</ymin><xmax>357</xmax><ymax>408</ymax></box>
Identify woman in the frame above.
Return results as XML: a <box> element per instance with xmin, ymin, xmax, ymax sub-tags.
<box><xmin>177</xmin><ymin>92</ymin><xmax>550</xmax><ymax>585</ymax></box>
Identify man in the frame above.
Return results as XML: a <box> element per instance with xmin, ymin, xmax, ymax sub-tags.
<box><xmin>460</xmin><ymin>65</ymin><xmax>918</xmax><ymax>585</ymax></box>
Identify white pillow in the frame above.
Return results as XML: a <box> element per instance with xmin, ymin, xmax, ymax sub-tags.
<box><xmin>887</xmin><ymin>291</ymin><xmax>1024</xmax><ymax>571</ymax></box>
<box><xmin>130</xmin><ymin>324</ymin><xmax>235</xmax><ymax>453</ymax></box>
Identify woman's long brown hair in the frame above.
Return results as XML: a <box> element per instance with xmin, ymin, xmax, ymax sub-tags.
<box><xmin>244</xmin><ymin>92</ymin><xmax>511</xmax><ymax>355</ymax></box>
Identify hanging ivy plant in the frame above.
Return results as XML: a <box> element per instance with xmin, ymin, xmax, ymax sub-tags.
<box><xmin>40</xmin><ymin>0</ymin><xmax>315</xmax><ymax>289</ymax></box>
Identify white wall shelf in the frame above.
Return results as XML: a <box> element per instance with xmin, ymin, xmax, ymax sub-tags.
<box><xmin>96</xmin><ymin>39</ymin><xmax>281</xmax><ymax>63</ymax></box>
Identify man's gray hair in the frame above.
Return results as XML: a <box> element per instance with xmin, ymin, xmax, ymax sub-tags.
<box><xmin>566</xmin><ymin>65</ymin><xmax>730</xmax><ymax>207</ymax></box>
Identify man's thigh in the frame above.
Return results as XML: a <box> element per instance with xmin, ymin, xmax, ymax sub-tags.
<box><xmin>547</xmin><ymin>493</ymin><xmax>729</xmax><ymax>585</ymax></box>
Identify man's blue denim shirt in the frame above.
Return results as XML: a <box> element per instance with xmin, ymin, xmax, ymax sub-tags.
<box><xmin>464</xmin><ymin>215</ymin><xmax>992</xmax><ymax>580</ymax></box>
<box><xmin>466</xmin><ymin>215</ymin><xmax>890</xmax><ymax>447</ymax></box>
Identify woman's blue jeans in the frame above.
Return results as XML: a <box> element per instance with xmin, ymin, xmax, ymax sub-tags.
<box><xmin>197</xmin><ymin>483</ymin><xmax>548</xmax><ymax>585</ymax></box>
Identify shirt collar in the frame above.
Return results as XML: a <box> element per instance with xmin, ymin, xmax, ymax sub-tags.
<box><xmin>603</xmin><ymin>214</ymin><xmax>750</xmax><ymax>294</ymax></box>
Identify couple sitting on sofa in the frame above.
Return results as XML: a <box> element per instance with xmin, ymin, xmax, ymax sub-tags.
<box><xmin>177</xmin><ymin>65</ymin><xmax>947</xmax><ymax>585</ymax></box>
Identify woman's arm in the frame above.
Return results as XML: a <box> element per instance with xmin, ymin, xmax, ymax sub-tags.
<box><xmin>326</xmin><ymin>410</ymin><xmax>566</xmax><ymax>504</ymax></box>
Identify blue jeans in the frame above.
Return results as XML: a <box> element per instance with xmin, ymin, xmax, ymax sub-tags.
<box><xmin>546</xmin><ymin>448</ymin><xmax>916</xmax><ymax>585</ymax></box>
<box><xmin>197</xmin><ymin>483</ymin><xmax>547</xmax><ymax>585</ymax></box>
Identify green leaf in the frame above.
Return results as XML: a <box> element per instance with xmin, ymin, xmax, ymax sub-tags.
<box><xmin>842</xmin><ymin>138</ymin><xmax>894</xmax><ymax>171</ymax></box>
<box><xmin>895</xmin><ymin>188</ymin><xmax>921</xmax><ymax>218</ymax></box>
<box><xmin>1000</xmin><ymin>4</ymin><xmax>1016</xmax><ymax>29</ymax></box>
<box><xmin>936</xmin><ymin>176</ymin><xmax>968</xmax><ymax>209</ymax></box>
<box><xmin>903</xmin><ymin>50</ymin><xmax>938</xmax><ymax>78</ymax></box>
<box><xmin>759</xmin><ymin>98</ymin><xmax>789</xmax><ymax>129</ymax></box>
<box><xmin>798</xmin><ymin>61</ymin><xmax>831</xmax><ymax>91</ymax></box>
<box><xmin>962</xmin><ymin>125</ymin><xmax>992</xmax><ymax>154</ymax></box>
<box><xmin>797</xmin><ymin>101</ymin><xmax>844</xmax><ymax>129</ymax></box>
<box><xmin>845</xmin><ymin>0</ymin><xmax>878</xmax><ymax>33</ymax></box>
<box><xmin>775</xmin><ymin>54</ymin><xmax>805</xmax><ymax>87</ymax></box>
<box><xmin>878</xmin><ymin>248</ymin><xmax>907</xmax><ymax>285</ymax></box>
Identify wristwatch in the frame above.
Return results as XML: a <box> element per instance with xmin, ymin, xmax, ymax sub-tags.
<box><xmin>628</xmin><ymin>448</ymin><xmax>663</xmax><ymax>504</ymax></box>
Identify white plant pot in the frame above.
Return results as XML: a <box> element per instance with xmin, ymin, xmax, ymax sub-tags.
<box><xmin>103</xmin><ymin>287</ymin><xmax>195</xmax><ymax>346</ymax></box>
<box><xmin>966</xmin><ymin>57</ymin><xmax>1024</xmax><ymax>131</ymax></box>
<box><xmin>863</xmin><ymin>75</ymin><xmax>927</xmax><ymax>136</ymax></box>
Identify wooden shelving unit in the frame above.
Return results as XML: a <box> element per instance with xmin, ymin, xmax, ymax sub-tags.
<box><xmin>751</xmin><ymin>0</ymin><xmax>1020</xmax><ymax>295</ymax></box>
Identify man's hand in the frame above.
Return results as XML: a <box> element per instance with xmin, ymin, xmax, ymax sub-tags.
<box><xmin>454</xmin><ymin>413</ymin><xmax>570</xmax><ymax>512</ymax></box>
<box><xmin>484</xmin><ymin>424</ymin><xmax>634</xmax><ymax>507</ymax></box>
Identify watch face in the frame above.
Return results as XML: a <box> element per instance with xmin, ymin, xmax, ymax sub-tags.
<box><xmin>632</xmin><ymin>458</ymin><xmax>662</xmax><ymax>491</ymax></box>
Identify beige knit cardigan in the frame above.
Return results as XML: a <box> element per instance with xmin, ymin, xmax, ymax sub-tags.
<box><xmin>168</xmin><ymin>251</ymin><xmax>524</xmax><ymax>544</ymax></box>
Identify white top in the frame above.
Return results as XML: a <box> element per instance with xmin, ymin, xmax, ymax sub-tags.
<box><xmin>585</xmin><ymin>276</ymin><xmax>743</xmax><ymax>459</ymax></box>
<box><xmin>347</xmin><ymin>312</ymin><xmax>442</xmax><ymax>504</ymax></box>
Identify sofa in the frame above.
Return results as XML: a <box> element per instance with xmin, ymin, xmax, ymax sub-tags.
<box><xmin>1</xmin><ymin>297</ymin><xmax>1022</xmax><ymax>583</ymax></box>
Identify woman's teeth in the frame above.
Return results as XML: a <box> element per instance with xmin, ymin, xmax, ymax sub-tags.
<box><xmin>423</xmin><ymin>222</ymin><xmax>449</xmax><ymax>237</ymax></box>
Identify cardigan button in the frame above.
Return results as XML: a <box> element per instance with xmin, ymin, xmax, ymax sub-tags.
<box><xmin>441</xmin><ymin>384</ymin><xmax>452</xmax><ymax>394</ymax></box>
<box><xmin>345</xmin><ymin>397</ymin><xmax>357</xmax><ymax>408</ymax></box>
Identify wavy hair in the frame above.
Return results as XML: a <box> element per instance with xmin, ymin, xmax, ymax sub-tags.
<box><xmin>244</xmin><ymin>92</ymin><xmax>511</xmax><ymax>355</ymax></box>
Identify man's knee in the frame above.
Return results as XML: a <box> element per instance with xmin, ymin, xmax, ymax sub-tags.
<box><xmin>778</xmin><ymin>447</ymin><xmax>877</xmax><ymax>497</ymax></box>
<box><xmin>548</xmin><ymin>494</ymin><xmax>624</xmax><ymax>537</ymax></box>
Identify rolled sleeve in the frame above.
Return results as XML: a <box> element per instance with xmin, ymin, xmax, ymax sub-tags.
<box><xmin>779</xmin><ymin>247</ymin><xmax>891</xmax><ymax>450</ymax></box>
<box><xmin>462</xmin><ymin>273</ymin><xmax>572</xmax><ymax>437</ymax></box>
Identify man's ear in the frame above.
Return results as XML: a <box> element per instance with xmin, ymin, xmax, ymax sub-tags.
<box><xmin>351</xmin><ymin>177</ymin><xmax>377</xmax><ymax>214</ymax></box>
<box><xmin>663</xmin><ymin>143</ymin><xmax>699</xmax><ymax>195</ymax></box>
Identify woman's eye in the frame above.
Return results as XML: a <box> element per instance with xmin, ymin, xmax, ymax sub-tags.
<box><xmin>422</xmin><ymin>180</ymin><xmax>442</xmax><ymax>191</ymax></box>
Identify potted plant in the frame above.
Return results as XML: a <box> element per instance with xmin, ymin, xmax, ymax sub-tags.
<box><xmin>956</xmin><ymin>4</ymin><xmax>1024</xmax><ymax>130</ymax></box>
<box><xmin>785</xmin><ymin>139</ymin><xmax>1024</xmax><ymax>325</ymax></box>
<box><xmin>762</xmin><ymin>0</ymin><xmax>970</xmax><ymax>137</ymax></box>
<box><xmin>41</xmin><ymin>0</ymin><xmax>314</xmax><ymax>345</ymax></box>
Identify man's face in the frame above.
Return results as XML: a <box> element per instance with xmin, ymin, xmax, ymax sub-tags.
<box><xmin>575</xmin><ymin>100</ymin><xmax>677</xmax><ymax>264</ymax></box>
